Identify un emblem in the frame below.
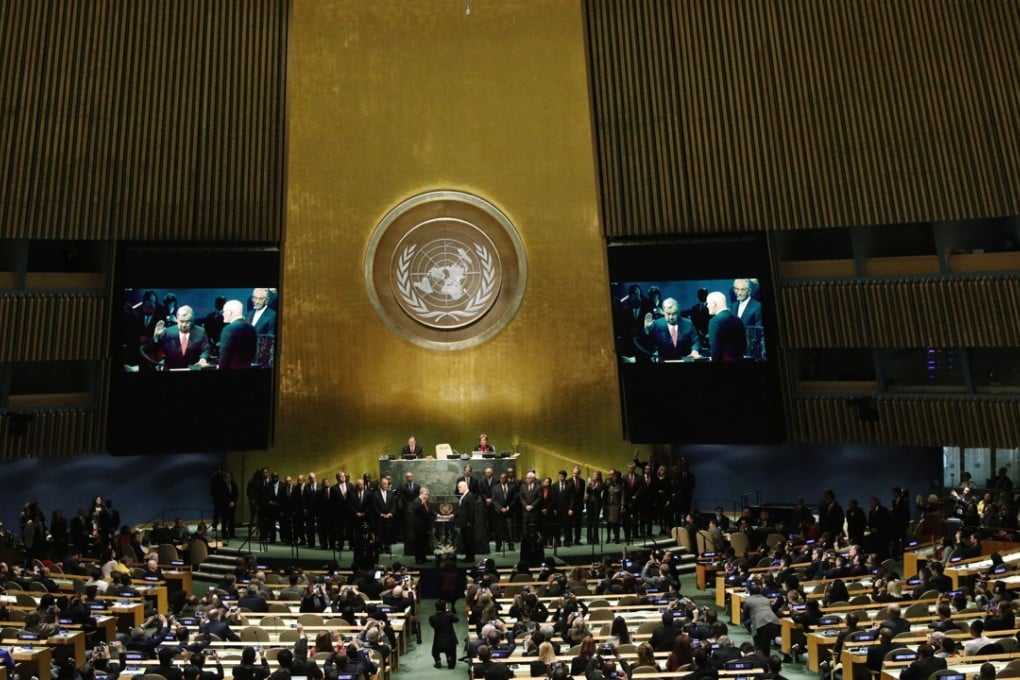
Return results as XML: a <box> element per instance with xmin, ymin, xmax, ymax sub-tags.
<box><xmin>366</xmin><ymin>191</ymin><xmax>527</xmax><ymax>350</ymax></box>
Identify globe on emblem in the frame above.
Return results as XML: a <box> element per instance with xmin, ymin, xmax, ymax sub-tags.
<box><xmin>392</xmin><ymin>224</ymin><xmax>502</xmax><ymax>330</ymax></box>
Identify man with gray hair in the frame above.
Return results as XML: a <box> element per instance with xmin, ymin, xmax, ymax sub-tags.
<box><xmin>153</xmin><ymin>305</ymin><xmax>210</xmax><ymax>369</ymax></box>
<box><xmin>218</xmin><ymin>299</ymin><xmax>256</xmax><ymax>369</ymax></box>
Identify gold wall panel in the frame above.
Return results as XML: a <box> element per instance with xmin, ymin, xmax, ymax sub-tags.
<box><xmin>233</xmin><ymin>1</ymin><xmax>645</xmax><ymax>481</ymax></box>
<box><xmin>0</xmin><ymin>0</ymin><xmax>288</xmax><ymax>240</ymax></box>
<box><xmin>584</xmin><ymin>0</ymin><xmax>1020</xmax><ymax>236</ymax></box>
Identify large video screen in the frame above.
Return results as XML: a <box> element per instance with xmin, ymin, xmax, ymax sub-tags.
<box><xmin>607</xmin><ymin>234</ymin><xmax>784</xmax><ymax>444</ymax></box>
<box><xmin>109</xmin><ymin>245</ymin><xmax>280</xmax><ymax>454</ymax></box>
<box><xmin>611</xmin><ymin>278</ymin><xmax>766</xmax><ymax>364</ymax></box>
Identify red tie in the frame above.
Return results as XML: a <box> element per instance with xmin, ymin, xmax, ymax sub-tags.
<box><xmin>181</xmin><ymin>333</ymin><xmax>188</xmax><ymax>354</ymax></box>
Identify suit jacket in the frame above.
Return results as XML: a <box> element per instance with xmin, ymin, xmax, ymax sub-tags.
<box><xmin>218</xmin><ymin>319</ymin><xmax>257</xmax><ymax>369</ymax></box>
<box><xmin>647</xmin><ymin>316</ymin><xmax>700</xmax><ymax>360</ymax></box>
<box><xmin>456</xmin><ymin>491</ymin><xmax>478</xmax><ymax>529</ymax></box>
<box><xmin>158</xmin><ymin>325</ymin><xmax>211</xmax><ymax>368</ymax></box>
<box><xmin>397</xmin><ymin>481</ymin><xmax>421</xmax><ymax>507</ymax></box>
<box><xmin>491</xmin><ymin>483</ymin><xmax>513</xmax><ymax>515</ymax></box>
<box><xmin>731</xmin><ymin>298</ymin><xmax>763</xmax><ymax>329</ymax></box>
<box><xmin>708</xmin><ymin>309</ymin><xmax>746</xmax><ymax>362</ymax></box>
<box><xmin>247</xmin><ymin>307</ymin><xmax>277</xmax><ymax>336</ymax></box>
<box><xmin>372</xmin><ymin>488</ymin><xmax>398</xmax><ymax>517</ymax></box>
<box><xmin>429</xmin><ymin>610</ymin><xmax>459</xmax><ymax>649</ymax></box>
<box><xmin>399</xmin><ymin>443</ymin><xmax>424</xmax><ymax>458</ymax></box>
<box><xmin>899</xmin><ymin>655</ymin><xmax>946</xmax><ymax>680</ymax></box>
<box><xmin>519</xmin><ymin>482</ymin><xmax>542</xmax><ymax>514</ymax></box>
<box><xmin>622</xmin><ymin>474</ymin><xmax>644</xmax><ymax>509</ymax></box>
<box><xmin>455</xmin><ymin>475</ymin><xmax>480</xmax><ymax>495</ymax></box>
<box><xmin>412</xmin><ymin>497</ymin><xmax>435</xmax><ymax>536</ymax></box>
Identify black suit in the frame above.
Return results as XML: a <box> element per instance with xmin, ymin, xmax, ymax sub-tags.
<box><xmin>456</xmin><ymin>491</ymin><xmax>478</xmax><ymax>561</ymax></box>
<box><xmin>491</xmin><ymin>482</ymin><xmax>514</xmax><ymax>548</ymax></box>
<box><xmin>622</xmin><ymin>473</ymin><xmax>644</xmax><ymax>539</ymax></box>
<box><xmin>331</xmin><ymin>481</ymin><xmax>354</xmax><ymax>549</ymax></box>
<box><xmin>708</xmin><ymin>309</ymin><xmax>746</xmax><ymax>362</ymax></box>
<box><xmin>900</xmin><ymin>655</ymin><xmax>947</xmax><ymax>680</ymax></box>
<box><xmin>218</xmin><ymin>319</ymin><xmax>257</xmax><ymax>369</ymax></box>
<box><xmin>732</xmin><ymin>297</ymin><xmax>763</xmax><ymax>329</ymax></box>
<box><xmin>518</xmin><ymin>482</ymin><xmax>542</xmax><ymax>529</ymax></box>
<box><xmin>157</xmin><ymin>325</ymin><xmax>211</xmax><ymax>368</ymax></box>
<box><xmin>247</xmin><ymin>307</ymin><xmax>276</xmax><ymax>336</ymax></box>
<box><xmin>372</xmin><ymin>487</ymin><xmax>398</xmax><ymax>551</ymax></box>
<box><xmin>646</xmin><ymin>316</ymin><xmax>700</xmax><ymax>360</ymax></box>
<box><xmin>429</xmin><ymin>609</ymin><xmax>460</xmax><ymax>668</ymax></box>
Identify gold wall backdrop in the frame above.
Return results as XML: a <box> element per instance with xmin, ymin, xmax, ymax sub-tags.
<box><xmin>232</xmin><ymin>1</ymin><xmax>643</xmax><ymax>482</ymax></box>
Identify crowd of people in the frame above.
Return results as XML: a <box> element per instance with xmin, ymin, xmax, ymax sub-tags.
<box><xmin>240</xmin><ymin>453</ymin><xmax>699</xmax><ymax>566</ymax></box>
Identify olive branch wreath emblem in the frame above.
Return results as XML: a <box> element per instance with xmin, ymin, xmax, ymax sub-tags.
<box><xmin>395</xmin><ymin>243</ymin><xmax>496</xmax><ymax>321</ymax></box>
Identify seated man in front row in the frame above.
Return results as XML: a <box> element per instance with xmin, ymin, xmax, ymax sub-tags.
<box><xmin>153</xmin><ymin>305</ymin><xmax>210</xmax><ymax>369</ymax></box>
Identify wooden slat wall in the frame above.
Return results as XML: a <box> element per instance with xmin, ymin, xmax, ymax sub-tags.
<box><xmin>788</xmin><ymin>396</ymin><xmax>1020</xmax><ymax>447</ymax></box>
<box><xmin>0</xmin><ymin>293</ymin><xmax>107</xmax><ymax>362</ymax></box>
<box><xmin>583</xmin><ymin>0</ymin><xmax>1020</xmax><ymax>235</ymax></box>
<box><xmin>777</xmin><ymin>276</ymin><xmax>1020</xmax><ymax>348</ymax></box>
<box><xmin>0</xmin><ymin>0</ymin><xmax>289</xmax><ymax>241</ymax></box>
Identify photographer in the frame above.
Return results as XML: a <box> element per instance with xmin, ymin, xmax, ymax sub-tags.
<box><xmin>299</xmin><ymin>581</ymin><xmax>329</xmax><ymax>613</ymax></box>
<box><xmin>584</xmin><ymin>643</ymin><xmax>631</xmax><ymax>680</ymax></box>
<box><xmin>232</xmin><ymin>646</ymin><xmax>270</xmax><ymax>680</ymax></box>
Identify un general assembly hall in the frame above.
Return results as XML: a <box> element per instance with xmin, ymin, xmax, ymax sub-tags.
<box><xmin>2</xmin><ymin>0</ymin><xmax>1020</xmax><ymax>596</ymax></box>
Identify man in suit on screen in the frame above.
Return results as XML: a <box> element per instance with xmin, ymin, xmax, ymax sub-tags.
<box><xmin>642</xmin><ymin>297</ymin><xmax>701</xmax><ymax>361</ymax></box>
<box><xmin>218</xmin><ymin>299</ymin><xmax>257</xmax><ymax>369</ymax></box>
<box><xmin>153</xmin><ymin>305</ymin><xmax>210</xmax><ymax>369</ymax></box>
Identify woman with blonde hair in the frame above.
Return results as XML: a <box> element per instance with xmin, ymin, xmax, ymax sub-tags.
<box><xmin>530</xmin><ymin>641</ymin><xmax>557</xmax><ymax>677</ymax></box>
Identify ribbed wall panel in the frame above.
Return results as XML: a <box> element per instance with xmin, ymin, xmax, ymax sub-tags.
<box><xmin>584</xmin><ymin>0</ymin><xmax>1020</xmax><ymax>236</ymax></box>
<box><xmin>787</xmin><ymin>396</ymin><xmax>1020</xmax><ymax>447</ymax></box>
<box><xmin>0</xmin><ymin>294</ymin><xmax>107</xmax><ymax>361</ymax></box>
<box><xmin>0</xmin><ymin>0</ymin><xmax>288</xmax><ymax>241</ymax></box>
<box><xmin>0</xmin><ymin>408</ymin><xmax>106</xmax><ymax>460</ymax></box>
<box><xmin>778</xmin><ymin>277</ymin><xmax>1020</xmax><ymax>348</ymax></box>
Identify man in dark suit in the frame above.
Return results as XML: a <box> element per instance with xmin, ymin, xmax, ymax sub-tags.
<box><xmin>731</xmin><ymin>278</ymin><xmax>763</xmax><ymax>327</ymax></box>
<box><xmin>621</xmin><ymin>463</ymin><xmax>644</xmax><ymax>541</ymax></box>
<box><xmin>314</xmin><ymin>479</ymin><xmax>333</xmax><ymax>550</ymax></box>
<box><xmin>397</xmin><ymin>471</ymin><xmax>421</xmax><ymax>546</ymax></box>
<box><xmin>706</xmin><ymin>291</ymin><xmax>747</xmax><ymax>362</ymax></box>
<box><xmin>568</xmin><ymin>466</ymin><xmax>586</xmax><ymax>545</ymax></box>
<box><xmin>246</xmin><ymin>288</ymin><xmax>277</xmax><ymax>336</ymax></box>
<box><xmin>429</xmin><ymin>599</ymin><xmax>460</xmax><ymax>669</ymax></box>
<box><xmin>153</xmin><ymin>305</ymin><xmax>211</xmax><ymax>369</ymax></box>
<box><xmin>899</xmin><ymin>644</ymin><xmax>946</xmax><ymax>680</ymax></box>
<box><xmin>642</xmin><ymin>297</ymin><xmax>701</xmax><ymax>361</ymax></box>
<box><xmin>332</xmin><ymin>471</ymin><xmax>355</xmax><ymax>550</ymax></box>
<box><xmin>303</xmin><ymin>473</ymin><xmax>320</xmax><ymax>546</ymax></box>
<box><xmin>372</xmin><ymin>477</ymin><xmax>398</xmax><ymax>553</ymax></box>
<box><xmin>491</xmin><ymin>472</ymin><xmax>514</xmax><ymax>551</ymax></box>
<box><xmin>455</xmin><ymin>464</ymin><xmax>480</xmax><ymax>495</ymax></box>
<box><xmin>218</xmin><ymin>299</ymin><xmax>257</xmax><ymax>369</ymax></box>
<box><xmin>400</xmin><ymin>436</ymin><xmax>424</xmax><ymax>459</ymax></box>
<box><xmin>456</xmin><ymin>480</ymin><xmax>478</xmax><ymax>562</ymax></box>
<box><xmin>731</xmin><ymin>278</ymin><xmax>764</xmax><ymax>358</ymax></box>
<box><xmin>412</xmin><ymin>487</ymin><xmax>435</xmax><ymax>563</ymax></box>
<box><xmin>864</xmin><ymin>627</ymin><xmax>895</xmax><ymax>678</ymax></box>
<box><xmin>518</xmin><ymin>471</ymin><xmax>542</xmax><ymax>531</ymax></box>
<box><xmin>552</xmin><ymin>470</ymin><xmax>574</xmax><ymax>546</ymax></box>
<box><xmin>649</xmin><ymin>611</ymin><xmax>685</xmax><ymax>652</ymax></box>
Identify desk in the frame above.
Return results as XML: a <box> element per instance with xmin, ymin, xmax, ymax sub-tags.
<box><xmin>13</xmin><ymin>646</ymin><xmax>52</xmax><ymax>680</ymax></box>
<box><xmin>696</xmin><ymin>563</ymin><xmax>717</xmax><ymax>592</ymax></box>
